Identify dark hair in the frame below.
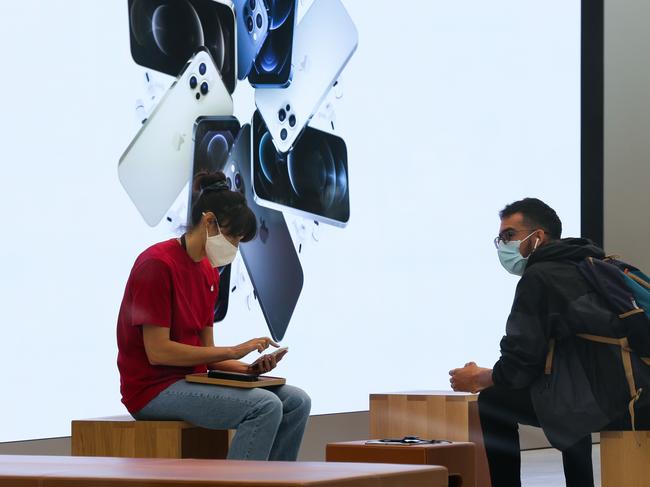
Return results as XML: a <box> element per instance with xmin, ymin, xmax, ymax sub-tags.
<box><xmin>190</xmin><ymin>171</ymin><xmax>257</xmax><ymax>242</ymax></box>
<box><xmin>499</xmin><ymin>198</ymin><xmax>562</xmax><ymax>240</ymax></box>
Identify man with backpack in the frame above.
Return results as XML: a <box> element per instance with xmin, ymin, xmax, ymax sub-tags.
<box><xmin>449</xmin><ymin>198</ymin><xmax>650</xmax><ymax>487</ymax></box>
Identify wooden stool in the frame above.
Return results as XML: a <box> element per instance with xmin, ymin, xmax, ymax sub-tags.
<box><xmin>601</xmin><ymin>431</ymin><xmax>650</xmax><ymax>487</ymax></box>
<box><xmin>327</xmin><ymin>440</ymin><xmax>475</xmax><ymax>487</ymax></box>
<box><xmin>71</xmin><ymin>415</ymin><xmax>229</xmax><ymax>459</ymax></box>
<box><xmin>370</xmin><ymin>391</ymin><xmax>490</xmax><ymax>487</ymax></box>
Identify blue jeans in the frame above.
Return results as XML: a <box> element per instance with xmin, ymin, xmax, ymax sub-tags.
<box><xmin>133</xmin><ymin>380</ymin><xmax>311</xmax><ymax>461</ymax></box>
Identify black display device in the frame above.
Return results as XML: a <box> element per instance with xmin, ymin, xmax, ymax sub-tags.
<box><xmin>365</xmin><ymin>436</ymin><xmax>451</xmax><ymax>445</ymax></box>
<box><xmin>247</xmin><ymin>0</ymin><xmax>297</xmax><ymax>87</ymax></box>
<box><xmin>189</xmin><ymin>116</ymin><xmax>242</xmax><ymax>323</ymax></box>
<box><xmin>252</xmin><ymin>110</ymin><xmax>350</xmax><ymax>227</ymax></box>
<box><xmin>207</xmin><ymin>369</ymin><xmax>259</xmax><ymax>382</ymax></box>
<box><xmin>128</xmin><ymin>0</ymin><xmax>237</xmax><ymax>93</ymax></box>
<box><xmin>227</xmin><ymin>124</ymin><xmax>304</xmax><ymax>341</ymax></box>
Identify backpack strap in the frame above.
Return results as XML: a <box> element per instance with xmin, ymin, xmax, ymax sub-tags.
<box><xmin>619</xmin><ymin>308</ymin><xmax>645</xmax><ymax>319</ymax></box>
<box><xmin>624</xmin><ymin>270</ymin><xmax>650</xmax><ymax>290</ymax></box>
<box><xmin>576</xmin><ymin>333</ymin><xmax>646</xmax><ymax>445</ymax></box>
<box><xmin>544</xmin><ymin>338</ymin><xmax>556</xmax><ymax>375</ymax></box>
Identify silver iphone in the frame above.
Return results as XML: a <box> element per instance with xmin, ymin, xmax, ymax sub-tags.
<box><xmin>254</xmin><ymin>0</ymin><xmax>358</xmax><ymax>154</ymax></box>
<box><xmin>119</xmin><ymin>48</ymin><xmax>233</xmax><ymax>227</ymax></box>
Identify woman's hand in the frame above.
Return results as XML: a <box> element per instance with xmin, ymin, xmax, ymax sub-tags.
<box><xmin>231</xmin><ymin>337</ymin><xmax>279</xmax><ymax>360</ymax></box>
<box><xmin>248</xmin><ymin>348</ymin><xmax>288</xmax><ymax>374</ymax></box>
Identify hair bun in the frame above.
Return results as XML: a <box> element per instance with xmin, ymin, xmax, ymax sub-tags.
<box><xmin>192</xmin><ymin>170</ymin><xmax>227</xmax><ymax>192</ymax></box>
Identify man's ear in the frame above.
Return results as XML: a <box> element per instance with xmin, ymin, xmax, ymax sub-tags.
<box><xmin>533</xmin><ymin>229</ymin><xmax>546</xmax><ymax>250</ymax></box>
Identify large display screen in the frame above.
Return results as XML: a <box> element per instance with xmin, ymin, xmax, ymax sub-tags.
<box><xmin>0</xmin><ymin>0</ymin><xmax>581</xmax><ymax>441</ymax></box>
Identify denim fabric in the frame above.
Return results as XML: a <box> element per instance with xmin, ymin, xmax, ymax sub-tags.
<box><xmin>133</xmin><ymin>380</ymin><xmax>311</xmax><ymax>460</ymax></box>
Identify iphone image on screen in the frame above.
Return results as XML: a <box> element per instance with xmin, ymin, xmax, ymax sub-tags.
<box><xmin>227</xmin><ymin>124</ymin><xmax>304</xmax><ymax>341</ymax></box>
<box><xmin>247</xmin><ymin>0</ymin><xmax>297</xmax><ymax>87</ymax></box>
<box><xmin>235</xmin><ymin>0</ymin><xmax>270</xmax><ymax>80</ymax></box>
<box><xmin>188</xmin><ymin>116</ymin><xmax>241</xmax><ymax>322</ymax></box>
<box><xmin>128</xmin><ymin>0</ymin><xmax>237</xmax><ymax>93</ymax></box>
<box><xmin>252</xmin><ymin>110</ymin><xmax>349</xmax><ymax>227</ymax></box>
<box><xmin>254</xmin><ymin>0</ymin><xmax>357</xmax><ymax>153</ymax></box>
<box><xmin>119</xmin><ymin>48</ymin><xmax>234</xmax><ymax>227</ymax></box>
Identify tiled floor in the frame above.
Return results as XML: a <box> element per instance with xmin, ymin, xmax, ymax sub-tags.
<box><xmin>521</xmin><ymin>444</ymin><xmax>601</xmax><ymax>487</ymax></box>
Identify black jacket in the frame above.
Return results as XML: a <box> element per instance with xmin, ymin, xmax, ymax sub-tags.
<box><xmin>492</xmin><ymin>238</ymin><xmax>650</xmax><ymax>449</ymax></box>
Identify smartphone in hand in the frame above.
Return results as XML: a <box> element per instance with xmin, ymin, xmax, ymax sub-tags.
<box><xmin>270</xmin><ymin>346</ymin><xmax>289</xmax><ymax>358</ymax></box>
<box><xmin>250</xmin><ymin>346</ymin><xmax>289</xmax><ymax>373</ymax></box>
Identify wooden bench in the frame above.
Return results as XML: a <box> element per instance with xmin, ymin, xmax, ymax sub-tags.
<box><xmin>601</xmin><ymin>431</ymin><xmax>650</xmax><ymax>487</ymax></box>
<box><xmin>0</xmin><ymin>455</ymin><xmax>450</xmax><ymax>487</ymax></box>
<box><xmin>71</xmin><ymin>415</ymin><xmax>229</xmax><ymax>459</ymax></box>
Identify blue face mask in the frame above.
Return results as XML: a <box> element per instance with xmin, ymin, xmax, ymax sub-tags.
<box><xmin>497</xmin><ymin>231</ymin><xmax>539</xmax><ymax>276</ymax></box>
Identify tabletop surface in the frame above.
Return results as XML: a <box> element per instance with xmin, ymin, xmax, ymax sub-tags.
<box><xmin>0</xmin><ymin>455</ymin><xmax>447</xmax><ymax>483</ymax></box>
<box><xmin>370</xmin><ymin>390</ymin><xmax>478</xmax><ymax>400</ymax></box>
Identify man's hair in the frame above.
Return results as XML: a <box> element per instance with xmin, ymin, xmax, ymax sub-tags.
<box><xmin>499</xmin><ymin>198</ymin><xmax>562</xmax><ymax>240</ymax></box>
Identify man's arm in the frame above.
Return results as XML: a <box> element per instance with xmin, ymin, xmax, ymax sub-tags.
<box><xmin>449</xmin><ymin>270</ymin><xmax>552</xmax><ymax>392</ymax></box>
<box><xmin>491</xmin><ymin>269</ymin><xmax>552</xmax><ymax>389</ymax></box>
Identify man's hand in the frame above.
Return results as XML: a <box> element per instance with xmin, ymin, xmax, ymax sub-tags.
<box><xmin>449</xmin><ymin>362</ymin><xmax>494</xmax><ymax>393</ymax></box>
<box><xmin>248</xmin><ymin>348</ymin><xmax>288</xmax><ymax>374</ymax></box>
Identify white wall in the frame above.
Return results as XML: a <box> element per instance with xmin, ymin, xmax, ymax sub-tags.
<box><xmin>603</xmin><ymin>0</ymin><xmax>650</xmax><ymax>264</ymax></box>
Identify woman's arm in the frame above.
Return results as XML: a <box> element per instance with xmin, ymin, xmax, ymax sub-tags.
<box><xmin>142</xmin><ymin>325</ymin><xmax>275</xmax><ymax>367</ymax></box>
<box><xmin>143</xmin><ymin>325</ymin><xmax>234</xmax><ymax>366</ymax></box>
<box><xmin>199</xmin><ymin>327</ymin><xmax>284</xmax><ymax>374</ymax></box>
<box><xmin>200</xmin><ymin>327</ymin><xmax>250</xmax><ymax>372</ymax></box>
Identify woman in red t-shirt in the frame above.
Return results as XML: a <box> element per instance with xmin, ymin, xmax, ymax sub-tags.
<box><xmin>116</xmin><ymin>171</ymin><xmax>311</xmax><ymax>461</ymax></box>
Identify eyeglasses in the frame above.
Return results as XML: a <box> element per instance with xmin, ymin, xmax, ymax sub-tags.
<box><xmin>493</xmin><ymin>229</ymin><xmax>524</xmax><ymax>249</ymax></box>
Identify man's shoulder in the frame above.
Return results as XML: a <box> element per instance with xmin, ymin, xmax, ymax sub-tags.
<box><xmin>526</xmin><ymin>258</ymin><xmax>578</xmax><ymax>276</ymax></box>
<box><xmin>521</xmin><ymin>259</ymin><xmax>582</xmax><ymax>289</ymax></box>
<box><xmin>521</xmin><ymin>259</ymin><xmax>592</xmax><ymax>305</ymax></box>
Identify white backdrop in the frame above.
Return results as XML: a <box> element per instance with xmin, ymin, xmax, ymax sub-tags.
<box><xmin>0</xmin><ymin>0</ymin><xmax>580</xmax><ymax>441</ymax></box>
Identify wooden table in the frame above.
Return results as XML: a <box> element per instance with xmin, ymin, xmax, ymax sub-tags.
<box><xmin>327</xmin><ymin>440</ymin><xmax>475</xmax><ymax>487</ymax></box>
<box><xmin>370</xmin><ymin>390</ymin><xmax>490</xmax><ymax>487</ymax></box>
<box><xmin>0</xmin><ymin>455</ymin><xmax>449</xmax><ymax>487</ymax></box>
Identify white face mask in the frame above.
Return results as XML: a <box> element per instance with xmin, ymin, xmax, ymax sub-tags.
<box><xmin>204</xmin><ymin>216</ymin><xmax>238</xmax><ymax>268</ymax></box>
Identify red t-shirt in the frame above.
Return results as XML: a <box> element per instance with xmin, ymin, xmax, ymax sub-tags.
<box><xmin>116</xmin><ymin>239</ymin><xmax>219</xmax><ymax>414</ymax></box>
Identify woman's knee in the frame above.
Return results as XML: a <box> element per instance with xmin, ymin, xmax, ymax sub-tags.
<box><xmin>295</xmin><ymin>388</ymin><xmax>311</xmax><ymax>415</ymax></box>
<box><xmin>252</xmin><ymin>390</ymin><xmax>284</xmax><ymax>424</ymax></box>
<box><xmin>280</xmin><ymin>385</ymin><xmax>312</xmax><ymax>415</ymax></box>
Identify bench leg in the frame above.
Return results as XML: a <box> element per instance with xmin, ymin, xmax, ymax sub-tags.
<box><xmin>601</xmin><ymin>431</ymin><xmax>649</xmax><ymax>487</ymax></box>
